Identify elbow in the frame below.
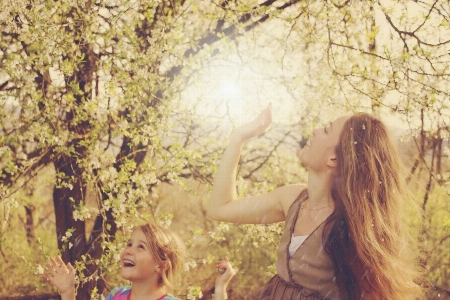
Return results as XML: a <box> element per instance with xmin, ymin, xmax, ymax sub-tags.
<box><xmin>206</xmin><ymin>207</ymin><xmax>219</xmax><ymax>220</ymax></box>
<box><xmin>207</xmin><ymin>201</ymin><xmax>224</xmax><ymax>221</ymax></box>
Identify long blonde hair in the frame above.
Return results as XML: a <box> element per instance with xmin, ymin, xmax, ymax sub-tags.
<box><xmin>325</xmin><ymin>113</ymin><xmax>423</xmax><ymax>299</ymax></box>
<box><xmin>138</xmin><ymin>223</ymin><xmax>186</xmax><ymax>289</ymax></box>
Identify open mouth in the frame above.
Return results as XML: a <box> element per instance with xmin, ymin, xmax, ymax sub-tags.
<box><xmin>123</xmin><ymin>259</ymin><xmax>136</xmax><ymax>267</ymax></box>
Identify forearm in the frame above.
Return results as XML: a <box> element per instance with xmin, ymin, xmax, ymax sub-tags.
<box><xmin>208</xmin><ymin>133</ymin><xmax>244</xmax><ymax>219</ymax></box>
<box><xmin>213</xmin><ymin>284</ymin><xmax>228</xmax><ymax>300</ymax></box>
<box><xmin>208</xmin><ymin>104</ymin><xmax>272</xmax><ymax>222</ymax></box>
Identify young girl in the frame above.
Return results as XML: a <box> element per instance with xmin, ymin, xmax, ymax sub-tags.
<box><xmin>208</xmin><ymin>104</ymin><xmax>423</xmax><ymax>299</ymax></box>
<box><xmin>45</xmin><ymin>223</ymin><xmax>235</xmax><ymax>300</ymax></box>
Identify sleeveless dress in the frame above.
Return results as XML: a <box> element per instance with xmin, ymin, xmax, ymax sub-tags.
<box><xmin>259</xmin><ymin>190</ymin><xmax>343</xmax><ymax>300</ymax></box>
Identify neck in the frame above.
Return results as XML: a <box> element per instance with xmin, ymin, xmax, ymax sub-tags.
<box><xmin>307</xmin><ymin>169</ymin><xmax>334</xmax><ymax>207</ymax></box>
<box><xmin>130</xmin><ymin>280</ymin><xmax>166</xmax><ymax>300</ymax></box>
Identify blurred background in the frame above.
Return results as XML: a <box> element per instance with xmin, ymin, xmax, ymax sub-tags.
<box><xmin>1</xmin><ymin>0</ymin><xmax>449</xmax><ymax>299</ymax></box>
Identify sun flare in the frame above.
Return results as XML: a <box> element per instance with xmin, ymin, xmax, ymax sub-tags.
<box><xmin>180</xmin><ymin>52</ymin><xmax>304</xmax><ymax>127</ymax></box>
<box><xmin>220</xmin><ymin>79</ymin><xmax>240</xmax><ymax>100</ymax></box>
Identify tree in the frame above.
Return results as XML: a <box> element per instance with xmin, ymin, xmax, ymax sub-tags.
<box><xmin>0</xmin><ymin>0</ymin><xmax>304</xmax><ymax>298</ymax></box>
<box><xmin>1</xmin><ymin>0</ymin><xmax>449</xmax><ymax>298</ymax></box>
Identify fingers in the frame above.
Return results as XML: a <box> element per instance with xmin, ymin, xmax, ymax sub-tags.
<box><xmin>215</xmin><ymin>256</ymin><xmax>227</xmax><ymax>269</ymax></box>
<box><xmin>215</xmin><ymin>256</ymin><xmax>235</xmax><ymax>275</ymax></box>
<box><xmin>259</xmin><ymin>103</ymin><xmax>272</xmax><ymax>118</ymax></box>
<box><xmin>215</xmin><ymin>256</ymin><xmax>236</xmax><ymax>287</ymax></box>
<box><xmin>45</xmin><ymin>259</ymin><xmax>56</xmax><ymax>277</ymax></box>
<box><xmin>234</xmin><ymin>103</ymin><xmax>273</xmax><ymax>142</ymax></box>
<box><xmin>265</xmin><ymin>102</ymin><xmax>272</xmax><ymax>118</ymax></box>
<box><xmin>67</xmin><ymin>262</ymin><xmax>75</xmax><ymax>273</ymax></box>
<box><xmin>258</xmin><ymin>103</ymin><xmax>272</xmax><ymax>128</ymax></box>
<box><xmin>265</xmin><ymin>102</ymin><xmax>272</xmax><ymax>116</ymax></box>
<box><xmin>44</xmin><ymin>256</ymin><xmax>76</xmax><ymax>294</ymax></box>
<box><xmin>215</xmin><ymin>257</ymin><xmax>228</xmax><ymax>268</ymax></box>
<box><xmin>56</xmin><ymin>256</ymin><xmax>65</xmax><ymax>268</ymax></box>
<box><xmin>52</xmin><ymin>256</ymin><xmax>66</xmax><ymax>271</ymax></box>
<box><xmin>45</xmin><ymin>256</ymin><xmax>70</xmax><ymax>278</ymax></box>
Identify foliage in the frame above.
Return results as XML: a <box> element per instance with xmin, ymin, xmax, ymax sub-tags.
<box><xmin>1</xmin><ymin>0</ymin><xmax>450</xmax><ymax>299</ymax></box>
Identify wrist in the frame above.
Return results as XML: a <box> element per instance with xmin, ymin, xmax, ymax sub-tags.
<box><xmin>60</xmin><ymin>288</ymin><xmax>76</xmax><ymax>300</ymax></box>
<box><xmin>214</xmin><ymin>283</ymin><xmax>228</xmax><ymax>291</ymax></box>
<box><xmin>212</xmin><ymin>291</ymin><xmax>227</xmax><ymax>300</ymax></box>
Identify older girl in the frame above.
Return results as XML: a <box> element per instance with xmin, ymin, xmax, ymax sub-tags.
<box><xmin>208</xmin><ymin>104</ymin><xmax>423</xmax><ymax>299</ymax></box>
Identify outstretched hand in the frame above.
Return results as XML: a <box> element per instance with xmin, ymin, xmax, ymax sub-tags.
<box><xmin>215</xmin><ymin>256</ymin><xmax>236</xmax><ymax>288</ymax></box>
<box><xmin>234</xmin><ymin>103</ymin><xmax>272</xmax><ymax>142</ymax></box>
<box><xmin>45</xmin><ymin>256</ymin><xmax>76</xmax><ymax>300</ymax></box>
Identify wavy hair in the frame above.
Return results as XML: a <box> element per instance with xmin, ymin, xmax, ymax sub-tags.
<box><xmin>324</xmin><ymin>113</ymin><xmax>423</xmax><ymax>299</ymax></box>
<box><xmin>139</xmin><ymin>223</ymin><xmax>186</xmax><ymax>289</ymax></box>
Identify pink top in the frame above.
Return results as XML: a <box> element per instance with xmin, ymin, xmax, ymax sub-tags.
<box><xmin>106</xmin><ymin>286</ymin><xmax>179</xmax><ymax>300</ymax></box>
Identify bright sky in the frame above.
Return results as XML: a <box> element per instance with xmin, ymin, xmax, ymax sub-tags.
<box><xmin>179</xmin><ymin>53</ymin><xmax>303</xmax><ymax>127</ymax></box>
<box><xmin>28</xmin><ymin>0</ymin><xmax>449</xmax><ymax>137</ymax></box>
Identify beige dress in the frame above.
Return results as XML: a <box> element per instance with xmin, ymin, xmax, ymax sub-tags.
<box><xmin>259</xmin><ymin>190</ymin><xmax>343</xmax><ymax>300</ymax></box>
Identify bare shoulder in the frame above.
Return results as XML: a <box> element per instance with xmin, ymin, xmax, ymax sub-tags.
<box><xmin>273</xmin><ymin>184</ymin><xmax>307</xmax><ymax>216</ymax></box>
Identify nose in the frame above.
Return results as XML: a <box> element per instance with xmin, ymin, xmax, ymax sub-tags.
<box><xmin>125</xmin><ymin>247</ymin><xmax>134</xmax><ymax>255</ymax></box>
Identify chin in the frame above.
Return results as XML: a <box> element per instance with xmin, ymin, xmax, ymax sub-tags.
<box><xmin>120</xmin><ymin>269</ymin><xmax>132</xmax><ymax>280</ymax></box>
<box><xmin>297</xmin><ymin>155</ymin><xmax>310</xmax><ymax>168</ymax></box>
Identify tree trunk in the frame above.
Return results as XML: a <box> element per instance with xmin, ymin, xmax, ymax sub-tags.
<box><xmin>24</xmin><ymin>205</ymin><xmax>36</xmax><ymax>247</ymax></box>
<box><xmin>52</xmin><ymin>150</ymin><xmax>89</xmax><ymax>300</ymax></box>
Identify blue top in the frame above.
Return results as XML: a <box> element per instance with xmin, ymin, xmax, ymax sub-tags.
<box><xmin>105</xmin><ymin>286</ymin><xmax>180</xmax><ymax>300</ymax></box>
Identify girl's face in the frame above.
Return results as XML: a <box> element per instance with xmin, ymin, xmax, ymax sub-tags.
<box><xmin>120</xmin><ymin>228</ymin><xmax>161</xmax><ymax>284</ymax></box>
<box><xmin>297</xmin><ymin>116</ymin><xmax>350</xmax><ymax>171</ymax></box>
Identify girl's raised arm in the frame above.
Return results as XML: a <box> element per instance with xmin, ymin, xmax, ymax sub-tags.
<box><xmin>45</xmin><ymin>256</ymin><xmax>76</xmax><ymax>300</ymax></box>
<box><xmin>214</xmin><ymin>256</ymin><xmax>236</xmax><ymax>300</ymax></box>
<box><xmin>207</xmin><ymin>104</ymin><xmax>298</xmax><ymax>224</ymax></box>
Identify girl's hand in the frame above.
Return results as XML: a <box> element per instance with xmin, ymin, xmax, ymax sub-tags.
<box><xmin>233</xmin><ymin>103</ymin><xmax>272</xmax><ymax>142</ymax></box>
<box><xmin>45</xmin><ymin>256</ymin><xmax>76</xmax><ymax>299</ymax></box>
<box><xmin>215</xmin><ymin>256</ymin><xmax>236</xmax><ymax>288</ymax></box>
